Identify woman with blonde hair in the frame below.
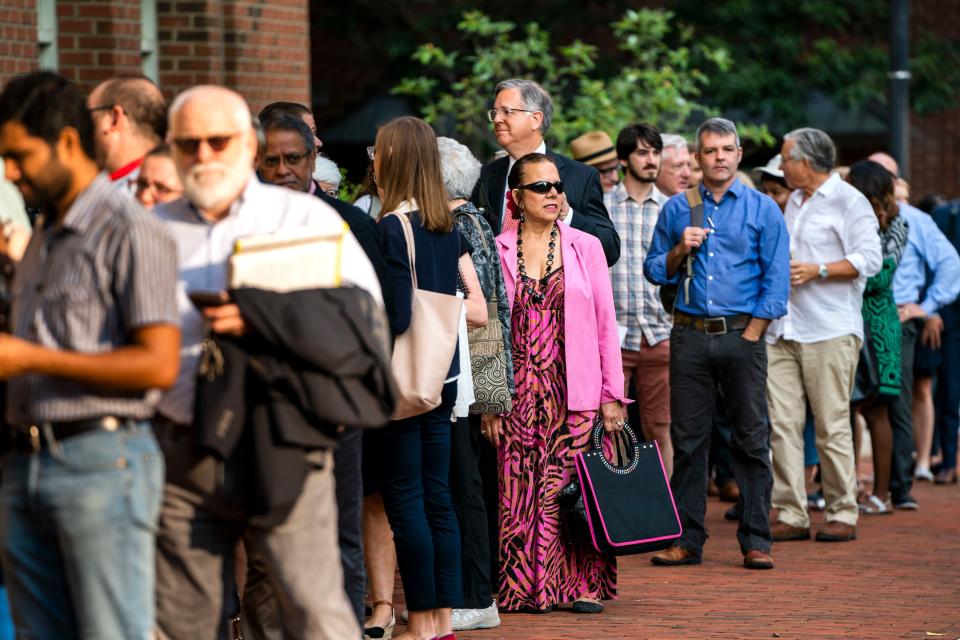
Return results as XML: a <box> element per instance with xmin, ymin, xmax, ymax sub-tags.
<box><xmin>373</xmin><ymin>116</ymin><xmax>485</xmax><ymax>640</ymax></box>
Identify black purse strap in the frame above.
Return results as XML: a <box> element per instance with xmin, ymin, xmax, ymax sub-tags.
<box><xmin>590</xmin><ymin>416</ymin><xmax>640</xmax><ymax>474</ymax></box>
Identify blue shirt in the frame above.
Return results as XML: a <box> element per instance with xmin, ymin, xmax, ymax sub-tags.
<box><xmin>890</xmin><ymin>202</ymin><xmax>960</xmax><ymax>313</ymax></box>
<box><xmin>644</xmin><ymin>179</ymin><xmax>790</xmax><ymax>319</ymax></box>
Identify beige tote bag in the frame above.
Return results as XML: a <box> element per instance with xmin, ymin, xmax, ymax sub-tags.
<box><xmin>386</xmin><ymin>211</ymin><xmax>464</xmax><ymax>420</ymax></box>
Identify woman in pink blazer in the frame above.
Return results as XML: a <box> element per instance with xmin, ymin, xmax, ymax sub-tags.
<box><xmin>481</xmin><ymin>153</ymin><xmax>627</xmax><ymax>615</ymax></box>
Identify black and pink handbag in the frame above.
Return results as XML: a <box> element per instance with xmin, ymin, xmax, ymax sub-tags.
<box><xmin>559</xmin><ymin>420</ymin><xmax>682</xmax><ymax>556</ymax></box>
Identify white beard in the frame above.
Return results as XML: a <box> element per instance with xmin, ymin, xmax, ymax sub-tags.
<box><xmin>182</xmin><ymin>161</ymin><xmax>249</xmax><ymax>212</ymax></box>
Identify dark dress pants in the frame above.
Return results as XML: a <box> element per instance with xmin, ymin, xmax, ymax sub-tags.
<box><xmin>669</xmin><ymin>324</ymin><xmax>773</xmax><ymax>555</ymax></box>
<box><xmin>381</xmin><ymin>382</ymin><xmax>463</xmax><ymax>611</ymax></box>
<box><xmin>935</xmin><ymin>309</ymin><xmax>960</xmax><ymax>471</ymax></box>
<box><xmin>335</xmin><ymin>427</ymin><xmax>365</xmax><ymax>627</ymax></box>
<box><xmin>888</xmin><ymin>319</ymin><xmax>918</xmax><ymax>502</ymax></box>
<box><xmin>710</xmin><ymin>395</ymin><xmax>736</xmax><ymax>488</ymax></box>
<box><xmin>449</xmin><ymin>416</ymin><xmax>493</xmax><ymax>609</ymax></box>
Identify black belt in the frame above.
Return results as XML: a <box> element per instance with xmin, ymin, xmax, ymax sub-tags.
<box><xmin>9</xmin><ymin>416</ymin><xmax>138</xmax><ymax>453</ymax></box>
<box><xmin>673</xmin><ymin>311</ymin><xmax>751</xmax><ymax>335</ymax></box>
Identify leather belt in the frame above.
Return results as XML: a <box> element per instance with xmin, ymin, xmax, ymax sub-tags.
<box><xmin>673</xmin><ymin>311</ymin><xmax>751</xmax><ymax>335</ymax></box>
<box><xmin>9</xmin><ymin>416</ymin><xmax>137</xmax><ymax>453</ymax></box>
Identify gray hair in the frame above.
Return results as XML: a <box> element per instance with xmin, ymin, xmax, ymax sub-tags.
<box><xmin>437</xmin><ymin>136</ymin><xmax>481</xmax><ymax>201</ymax></box>
<box><xmin>695</xmin><ymin>117</ymin><xmax>741</xmax><ymax>150</ymax></box>
<box><xmin>660</xmin><ymin>133</ymin><xmax>688</xmax><ymax>155</ymax></box>
<box><xmin>495</xmin><ymin>78</ymin><xmax>553</xmax><ymax>134</ymax></box>
<box><xmin>313</xmin><ymin>155</ymin><xmax>341</xmax><ymax>189</ymax></box>
<box><xmin>784</xmin><ymin>127</ymin><xmax>836</xmax><ymax>174</ymax></box>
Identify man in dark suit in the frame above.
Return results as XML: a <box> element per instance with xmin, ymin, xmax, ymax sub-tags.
<box><xmin>470</xmin><ymin>78</ymin><xmax>620</xmax><ymax>266</ymax></box>
<box><xmin>254</xmin><ymin>111</ymin><xmax>382</xmax><ymax>634</ymax></box>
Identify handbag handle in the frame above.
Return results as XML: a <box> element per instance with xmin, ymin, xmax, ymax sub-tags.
<box><xmin>386</xmin><ymin>211</ymin><xmax>419</xmax><ymax>290</ymax></box>
<box><xmin>590</xmin><ymin>416</ymin><xmax>640</xmax><ymax>474</ymax></box>
<box><xmin>459</xmin><ymin>211</ymin><xmax>498</xmax><ymax>304</ymax></box>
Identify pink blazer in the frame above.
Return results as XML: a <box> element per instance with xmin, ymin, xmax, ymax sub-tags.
<box><xmin>497</xmin><ymin>223</ymin><xmax>627</xmax><ymax>412</ymax></box>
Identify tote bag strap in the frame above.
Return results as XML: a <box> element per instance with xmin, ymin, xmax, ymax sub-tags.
<box><xmin>385</xmin><ymin>211</ymin><xmax>418</xmax><ymax>290</ymax></box>
<box><xmin>461</xmin><ymin>212</ymin><xmax>499</xmax><ymax>305</ymax></box>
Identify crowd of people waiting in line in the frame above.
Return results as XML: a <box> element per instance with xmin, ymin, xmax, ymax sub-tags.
<box><xmin>0</xmin><ymin>69</ymin><xmax>956</xmax><ymax>640</ymax></box>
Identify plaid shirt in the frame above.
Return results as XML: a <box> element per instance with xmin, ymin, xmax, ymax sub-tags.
<box><xmin>605</xmin><ymin>182</ymin><xmax>671</xmax><ymax>350</ymax></box>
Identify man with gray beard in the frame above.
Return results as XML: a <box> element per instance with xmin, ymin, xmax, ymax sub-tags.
<box><xmin>152</xmin><ymin>85</ymin><xmax>382</xmax><ymax>640</ymax></box>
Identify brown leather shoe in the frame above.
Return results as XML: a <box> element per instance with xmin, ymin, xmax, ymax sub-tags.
<box><xmin>815</xmin><ymin>521</ymin><xmax>857</xmax><ymax>542</ymax></box>
<box><xmin>718</xmin><ymin>480</ymin><xmax>740</xmax><ymax>503</ymax></box>
<box><xmin>650</xmin><ymin>545</ymin><xmax>701</xmax><ymax>566</ymax></box>
<box><xmin>743</xmin><ymin>549</ymin><xmax>774</xmax><ymax>570</ymax></box>
<box><xmin>934</xmin><ymin>468</ymin><xmax>958</xmax><ymax>485</ymax></box>
<box><xmin>771</xmin><ymin>521</ymin><xmax>810</xmax><ymax>541</ymax></box>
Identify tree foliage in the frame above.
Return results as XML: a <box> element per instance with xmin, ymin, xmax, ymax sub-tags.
<box><xmin>392</xmin><ymin>9</ymin><xmax>773</xmax><ymax>160</ymax></box>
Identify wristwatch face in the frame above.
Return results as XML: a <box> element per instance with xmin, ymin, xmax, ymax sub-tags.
<box><xmin>819</xmin><ymin>264</ymin><xmax>828</xmax><ymax>279</ymax></box>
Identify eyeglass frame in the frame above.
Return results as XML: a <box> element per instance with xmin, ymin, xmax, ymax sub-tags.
<box><xmin>487</xmin><ymin>106</ymin><xmax>536</xmax><ymax>122</ymax></box>
<box><xmin>261</xmin><ymin>151</ymin><xmax>311</xmax><ymax>169</ymax></box>
<box><xmin>171</xmin><ymin>133</ymin><xmax>242</xmax><ymax>156</ymax></box>
<box><xmin>515</xmin><ymin>180</ymin><xmax>565</xmax><ymax>195</ymax></box>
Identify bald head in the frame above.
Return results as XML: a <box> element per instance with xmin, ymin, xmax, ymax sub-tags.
<box><xmin>87</xmin><ymin>75</ymin><xmax>167</xmax><ymax>172</ymax></box>
<box><xmin>167</xmin><ymin>86</ymin><xmax>258</xmax><ymax>218</ymax></box>
<box><xmin>868</xmin><ymin>152</ymin><xmax>899</xmax><ymax>177</ymax></box>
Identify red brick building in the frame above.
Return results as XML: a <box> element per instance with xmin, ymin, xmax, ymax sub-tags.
<box><xmin>0</xmin><ymin>0</ymin><xmax>310</xmax><ymax>112</ymax></box>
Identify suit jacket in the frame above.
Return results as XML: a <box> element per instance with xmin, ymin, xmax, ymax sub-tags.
<box><xmin>315</xmin><ymin>186</ymin><xmax>394</xmax><ymax>322</ymax></box>
<box><xmin>496</xmin><ymin>223</ymin><xmax>626</xmax><ymax>412</ymax></box>
<box><xmin>472</xmin><ymin>149</ymin><xmax>621</xmax><ymax>266</ymax></box>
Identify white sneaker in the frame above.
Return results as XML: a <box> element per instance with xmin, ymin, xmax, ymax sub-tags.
<box><xmin>915</xmin><ymin>466</ymin><xmax>935</xmax><ymax>482</ymax></box>
<box><xmin>451</xmin><ymin>601</ymin><xmax>501</xmax><ymax>631</ymax></box>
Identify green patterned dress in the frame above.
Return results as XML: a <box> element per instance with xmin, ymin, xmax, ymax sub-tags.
<box><xmin>861</xmin><ymin>216</ymin><xmax>909</xmax><ymax>396</ymax></box>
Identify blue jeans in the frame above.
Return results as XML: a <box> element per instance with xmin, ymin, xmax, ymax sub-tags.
<box><xmin>382</xmin><ymin>382</ymin><xmax>463</xmax><ymax>611</ymax></box>
<box><xmin>0</xmin><ymin>421</ymin><xmax>163</xmax><ymax>639</ymax></box>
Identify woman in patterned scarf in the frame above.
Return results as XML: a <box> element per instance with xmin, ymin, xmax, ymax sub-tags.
<box><xmin>847</xmin><ymin>159</ymin><xmax>909</xmax><ymax>515</ymax></box>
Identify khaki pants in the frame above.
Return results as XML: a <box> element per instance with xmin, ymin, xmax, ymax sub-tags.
<box><xmin>767</xmin><ymin>336</ymin><xmax>860</xmax><ymax>529</ymax></box>
<box><xmin>154</xmin><ymin>422</ymin><xmax>358</xmax><ymax>640</ymax></box>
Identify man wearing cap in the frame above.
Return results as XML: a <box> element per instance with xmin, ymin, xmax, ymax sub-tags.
<box><xmin>605</xmin><ymin>123</ymin><xmax>674</xmax><ymax>474</ymax></box>
<box><xmin>571</xmin><ymin>130</ymin><xmax>621</xmax><ymax>193</ymax></box>
<box><xmin>756</xmin><ymin>155</ymin><xmax>791</xmax><ymax>213</ymax></box>
<box><xmin>471</xmin><ymin>78</ymin><xmax>620</xmax><ymax>266</ymax></box>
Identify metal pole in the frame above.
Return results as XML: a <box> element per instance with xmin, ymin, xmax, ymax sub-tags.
<box><xmin>889</xmin><ymin>0</ymin><xmax>910</xmax><ymax>179</ymax></box>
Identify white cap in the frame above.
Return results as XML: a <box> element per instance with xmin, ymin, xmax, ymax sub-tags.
<box><xmin>756</xmin><ymin>154</ymin><xmax>784</xmax><ymax>179</ymax></box>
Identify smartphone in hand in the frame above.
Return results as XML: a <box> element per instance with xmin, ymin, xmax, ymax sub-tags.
<box><xmin>188</xmin><ymin>290</ymin><xmax>229</xmax><ymax>311</ymax></box>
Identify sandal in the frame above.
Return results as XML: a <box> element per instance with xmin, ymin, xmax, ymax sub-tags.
<box><xmin>364</xmin><ymin>600</ymin><xmax>395</xmax><ymax>640</ymax></box>
<box><xmin>858</xmin><ymin>494</ymin><xmax>892</xmax><ymax>515</ymax></box>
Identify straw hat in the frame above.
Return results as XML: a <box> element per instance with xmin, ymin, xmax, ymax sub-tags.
<box><xmin>570</xmin><ymin>131</ymin><xmax>617</xmax><ymax>167</ymax></box>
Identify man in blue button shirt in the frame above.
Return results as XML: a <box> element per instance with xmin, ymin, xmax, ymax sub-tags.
<box><xmin>870</xmin><ymin>152</ymin><xmax>960</xmax><ymax>506</ymax></box>
<box><xmin>644</xmin><ymin>118</ymin><xmax>790</xmax><ymax>570</ymax></box>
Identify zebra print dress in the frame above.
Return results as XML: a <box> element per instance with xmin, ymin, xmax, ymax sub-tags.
<box><xmin>497</xmin><ymin>267</ymin><xmax>617</xmax><ymax>612</ymax></box>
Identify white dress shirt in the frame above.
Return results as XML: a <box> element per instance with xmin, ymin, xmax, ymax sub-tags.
<box><xmin>767</xmin><ymin>172</ymin><xmax>882</xmax><ymax>344</ymax></box>
<box><xmin>154</xmin><ymin>175</ymin><xmax>382</xmax><ymax>424</ymax></box>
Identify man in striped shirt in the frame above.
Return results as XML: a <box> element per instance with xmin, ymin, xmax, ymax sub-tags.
<box><xmin>0</xmin><ymin>71</ymin><xmax>181</xmax><ymax>639</ymax></box>
<box><xmin>605</xmin><ymin>123</ymin><xmax>674</xmax><ymax>475</ymax></box>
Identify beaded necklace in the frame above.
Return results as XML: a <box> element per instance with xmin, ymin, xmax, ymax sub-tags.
<box><xmin>516</xmin><ymin>220</ymin><xmax>558</xmax><ymax>304</ymax></box>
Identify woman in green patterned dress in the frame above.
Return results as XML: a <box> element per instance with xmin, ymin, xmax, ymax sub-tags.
<box><xmin>847</xmin><ymin>160</ymin><xmax>909</xmax><ymax>515</ymax></box>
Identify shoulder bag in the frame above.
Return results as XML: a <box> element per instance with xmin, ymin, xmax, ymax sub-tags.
<box><xmin>385</xmin><ymin>212</ymin><xmax>463</xmax><ymax>420</ymax></box>
<box><xmin>461</xmin><ymin>212</ymin><xmax>513</xmax><ymax>415</ymax></box>
<box><xmin>558</xmin><ymin>418</ymin><xmax>682</xmax><ymax>555</ymax></box>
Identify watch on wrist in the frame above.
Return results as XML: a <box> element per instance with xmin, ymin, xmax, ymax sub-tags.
<box><xmin>818</xmin><ymin>263</ymin><xmax>829</xmax><ymax>280</ymax></box>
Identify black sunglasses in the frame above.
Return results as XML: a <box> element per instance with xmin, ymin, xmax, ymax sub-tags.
<box><xmin>517</xmin><ymin>180</ymin><xmax>564</xmax><ymax>195</ymax></box>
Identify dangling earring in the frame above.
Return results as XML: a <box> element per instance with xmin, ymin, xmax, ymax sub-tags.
<box><xmin>519</xmin><ymin>202</ymin><xmax>525</xmax><ymax>223</ymax></box>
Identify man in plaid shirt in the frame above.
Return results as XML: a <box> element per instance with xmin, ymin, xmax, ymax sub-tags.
<box><xmin>605</xmin><ymin>123</ymin><xmax>674</xmax><ymax>475</ymax></box>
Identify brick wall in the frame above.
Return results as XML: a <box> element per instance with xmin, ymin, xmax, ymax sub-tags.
<box><xmin>0</xmin><ymin>1</ymin><xmax>38</xmax><ymax>79</ymax></box>
<box><xmin>57</xmin><ymin>0</ymin><xmax>143</xmax><ymax>92</ymax></box>
<box><xmin>157</xmin><ymin>0</ymin><xmax>227</xmax><ymax>96</ymax></box>
<box><xmin>908</xmin><ymin>0</ymin><xmax>960</xmax><ymax>200</ymax></box>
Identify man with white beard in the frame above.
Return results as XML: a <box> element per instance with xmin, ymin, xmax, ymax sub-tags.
<box><xmin>152</xmin><ymin>85</ymin><xmax>381</xmax><ymax>640</ymax></box>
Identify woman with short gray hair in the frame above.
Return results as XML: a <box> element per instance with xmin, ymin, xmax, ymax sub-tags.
<box><xmin>436</xmin><ymin>135</ymin><xmax>513</xmax><ymax>631</ymax></box>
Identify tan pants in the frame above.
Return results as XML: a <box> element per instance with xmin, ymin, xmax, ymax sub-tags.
<box><xmin>154</xmin><ymin>422</ymin><xmax>358</xmax><ymax>640</ymax></box>
<box><xmin>766</xmin><ymin>336</ymin><xmax>861</xmax><ymax>528</ymax></box>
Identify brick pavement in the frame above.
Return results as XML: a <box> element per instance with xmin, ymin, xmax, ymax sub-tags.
<box><xmin>447</xmin><ymin>481</ymin><xmax>960</xmax><ymax>640</ymax></box>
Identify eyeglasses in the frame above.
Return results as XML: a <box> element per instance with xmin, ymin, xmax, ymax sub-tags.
<box><xmin>88</xmin><ymin>104</ymin><xmax>116</xmax><ymax>114</ymax></box>
<box><xmin>487</xmin><ymin>107</ymin><xmax>534</xmax><ymax>121</ymax></box>
<box><xmin>261</xmin><ymin>152</ymin><xmax>309</xmax><ymax>169</ymax></box>
<box><xmin>134</xmin><ymin>178</ymin><xmax>181</xmax><ymax>198</ymax></box>
<box><xmin>597</xmin><ymin>165</ymin><xmax>620</xmax><ymax>176</ymax></box>
<box><xmin>517</xmin><ymin>180</ymin><xmax>564</xmax><ymax>195</ymax></box>
<box><xmin>366</xmin><ymin>145</ymin><xmax>375</xmax><ymax>160</ymax></box>
<box><xmin>171</xmin><ymin>133</ymin><xmax>240</xmax><ymax>155</ymax></box>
